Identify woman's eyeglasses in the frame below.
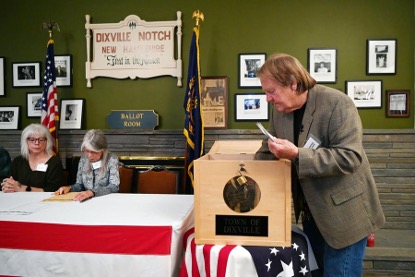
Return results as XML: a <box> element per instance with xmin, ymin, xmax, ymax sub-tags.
<box><xmin>27</xmin><ymin>137</ymin><xmax>47</xmax><ymax>144</ymax></box>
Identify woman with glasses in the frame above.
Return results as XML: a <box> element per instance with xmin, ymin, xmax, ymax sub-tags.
<box><xmin>55</xmin><ymin>129</ymin><xmax>119</xmax><ymax>202</ymax></box>
<box><xmin>1</xmin><ymin>124</ymin><xmax>64</xmax><ymax>193</ymax></box>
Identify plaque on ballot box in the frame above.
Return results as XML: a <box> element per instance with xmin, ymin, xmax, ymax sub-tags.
<box><xmin>194</xmin><ymin>140</ymin><xmax>291</xmax><ymax>247</ymax></box>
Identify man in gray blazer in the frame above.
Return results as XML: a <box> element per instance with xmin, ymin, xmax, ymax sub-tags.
<box><xmin>255</xmin><ymin>53</ymin><xmax>385</xmax><ymax>277</ymax></box>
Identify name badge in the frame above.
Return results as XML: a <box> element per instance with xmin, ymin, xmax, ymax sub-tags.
<box><xmin>304</xmin><ymin>134</ymin><xmax>321</xmax><ymax>149</ymax></box>
<box><xmin>91</xmin><ymin>161</ymin><xmax>102</xmax><ymax>170</ymax></box>
<box><xmin>36</xmin><ymin>163</ymin><xmax>48</xmax><ymax>172</ymax></box>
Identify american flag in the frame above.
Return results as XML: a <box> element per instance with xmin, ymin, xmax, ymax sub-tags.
<box><xmin>41</xmin><ymin>39</ymin><xmax>58</xmax><ymax>154</ymax></box>
<box><xmin>183</xmin><ymin>26</ymin><xmax>204</xmax><ymax>189</ymax></box>
<box><xmin>180</xmin><ymin>227</ymin><xmax>316</xmax><ymax>277</ymax></box>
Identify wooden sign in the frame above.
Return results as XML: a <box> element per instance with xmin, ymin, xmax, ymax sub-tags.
<box><xmin>107</xmin><ymin>110</ymin><xmax>159</xmax><ymax>129</ymax></box>
<box><xmin>85</xmin><ymin>13</ymin><xmax>182</xmax><ymax>88</ymax></box>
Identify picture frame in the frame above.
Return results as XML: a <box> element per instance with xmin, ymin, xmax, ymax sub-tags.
<box><xmin>345</xmin><ymin>80</ymin><xmax>382</xmax><ymax>108</ymax></box>
<box><xmin>235</xmin><ymin>93</ymin><xmax>269</xmax><ymax>121</ymax></box>
<box><xmin>200</xmin><ymin>76</ymin><xmax>228</xmax><ymax>129</ymax></box>
<box><xmin>12</xmin><ymin>61</ymin><xmax>41</xmax><ymax>87</ymax></box>
<box><xmin>55</xmin><ymin>55</ymin><xmax>72</xmax><ymax>87</ymax></box>
<box><xmin>308</xmin><ymin>48</ymin><xmax>337</xmax><ymax>83</ymax></box>
<box><xmin>366</xmin><ymin>39</ymin><xmax>397</xmax><ymax>75</ymax></box>
<box><xmin>238</xmin><ymin>53</ymin><xmax>266</xmax><ymax>88</ymax></box>
<box><xmin>0</xmin><ymin>106</ymin><xmax>20</xmax><ymax>130</ymax></box>
<box><xmin>59</xmin><ymin>99</ymin><xmax>85</xmax><ymax>130</ymax></box>
<box><xmin>386</xmin><ymin>90</ymin><xmax>410</xmax><ymax>118</ymax></box>
<box><xmin>0</xmin><ymin>57</ymin><xmax>5</xmax><ymax>96</ymax></box>
<box><xmin>26</xmin><ymin>92</ymin><xmax>42</xmax><ymax>117</ymax></box>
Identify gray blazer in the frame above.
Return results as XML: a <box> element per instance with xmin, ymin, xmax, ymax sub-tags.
<box><xmin>255</xmin><ymin>85</ymin><xmax>385</xmax><ymax>249</ymax></box>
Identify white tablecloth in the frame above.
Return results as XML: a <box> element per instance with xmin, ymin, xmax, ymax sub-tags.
<box><xmin>0</xmin><ymin>192</ymin><xmax>194</xmax><ymax>277</ymax></box>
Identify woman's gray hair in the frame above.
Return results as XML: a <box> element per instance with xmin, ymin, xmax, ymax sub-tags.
<box><xmin>81</xmin><ymin>129</ymin><xmax>109</xmax><ymax>173</ymax></box>
<box><xmin>20</xmin><ymin>124</ymin><xmax>54</xmax><ymax>159</ymax></box>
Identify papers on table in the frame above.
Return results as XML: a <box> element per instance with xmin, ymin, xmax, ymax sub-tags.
<box><xmin>42</xmin><ymin>192</ymin><xmax>79</xmax><ymax>202</ymax></box>
<box><xmin>0</xmin><ymin>202</ymin><xmax>50</xmax><ymax>215</ymax></box>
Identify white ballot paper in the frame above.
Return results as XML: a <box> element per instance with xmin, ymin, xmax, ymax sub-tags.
<box><xmin>256</xmin><ymin>122</ymin><xmax>277</xmax><ymax>142</ymax></box>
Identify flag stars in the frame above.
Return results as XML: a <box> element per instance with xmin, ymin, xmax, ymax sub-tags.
<box><xmin>292</xmin><ymin>242</ymin><xmax>299</xmax><ymax>251</ymax></box>
<box><xmin>269</xmin><ymin>247</ymin><xmax>279</xmax><ymax>256</ymax></box>
<box><xmin>299</xmin><ymin>251</ymin><xmax>306</xmax><ymax>261</ymax></box>
<box><xmin>299</xmin><ymin>266</ymin><xmax>309</xmax><ymax>275</ymax></box>
<box><xmin>277</xmin><ymin>260</ymin><xmax>294</xmax><ymax>277</ymax></box>
<box><xmin>265</xmin><ymin>258</ymin><xmax>272</xmax><ymax>272</ymax></box>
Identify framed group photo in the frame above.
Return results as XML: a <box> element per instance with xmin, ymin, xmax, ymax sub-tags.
<box><xmin>12</xmin><ymin>62</ymin><xmax>41</xmax><ymax>87</ymax></box>
<box><xmin>386</xmin><ymin>90</ymin><xmax>410</xmax><ymax>118</ymax></box>
<box><xmin>366</xmin><ymin>39</ymin><xmax>397</xmax><ymax>75</ymax></box>
<box><xmin>0</xmin><ymin>57</ymin><xmax>5</xmax><ymax>96</ymax></box>
<box><xmin>346</xmin><ymin>80</ymin><xmax>382</xmax><ymax>108</ymax></box>
<box><xmin>238</xmin><ymin>53</ymin><xmax>266</xmax><ymax>88</ymax></box>
<box><xmin>26</xmin><ymin>92</ymin><xmax>42</xmax><ymax>117</ymax></box>
<box><xmin>235</xmin><ymin>93</ymin><xmax>269</xmax><ymax>121</ymax></box>
<box><xmin>200</xmin><ymin>76</ymin><xmax>228</xmax><ymax>129</ymax></box>
<box><xmin>55</xmin><ymin>55</ymin><xmax>72</xmax><ymax>87</ymax></box>
<box><xmin>0</xmin><ymin>106</ymin><xmax>20</xmax><ymax>130</ymax></box>
<box><xmin>59</xmin><ymin>99</ymin><xmax>85</xmax><ymax>130</ymax></box>
<box><xmin>308</xmin><ymin>48</ymin><xmax>337</xmax><ymax>83</ymax></box>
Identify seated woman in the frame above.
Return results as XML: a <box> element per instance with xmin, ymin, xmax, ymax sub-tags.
<box><xmin>55</xmin><ymin>129</ymin><xmax>119</xmax><ymax>202</ymax></box>
<box><xmin>1</xmin><ymin>124</ymin><xmax>64</xmax><ymax>192</ymax></box>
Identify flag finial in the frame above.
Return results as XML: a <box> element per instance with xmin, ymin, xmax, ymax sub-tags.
<box><xmin>41</xmin><ymin>21</ymin><xmax>60</xmax><ymax>39</ymax></box>
<box><xmin>192</xmin><ymin>10</ymin><xmax>204</xmax><ymax>27</ymax></box>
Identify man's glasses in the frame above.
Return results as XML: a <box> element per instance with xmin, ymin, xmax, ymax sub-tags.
<box><xmin>27</xmin><ymin>137</ymin><xmax>47</xmax><ymax>144</ymax></box>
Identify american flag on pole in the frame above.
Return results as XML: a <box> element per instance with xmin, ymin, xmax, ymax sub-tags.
<box><xmin>183</xmin><ymin>26</ymin><xmax>204</xmax><ymax>188</ymax></box>
<box><xmin>180</xmin><ymin>227</ymin><xmax>317</xmax><ymax>277</ymax></box>
<box><xmin>41</xmin><ymin>39</ymin><xmax>59</xmax><ymax>154</ymax></box>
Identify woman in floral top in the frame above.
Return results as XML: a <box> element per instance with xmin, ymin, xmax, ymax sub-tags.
<box><xmin>55</xmin><ymin>129</ymin><xmax>119</xmax><ymax>202</ymax></box>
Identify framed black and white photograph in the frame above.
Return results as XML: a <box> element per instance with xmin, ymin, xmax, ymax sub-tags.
<box><xmin>386</xmin><ymin>90</ymin><xmax>410</xmax><ymax>118</ymax></box>
<box><xmin>55</xmin><ymin>55</ymin><xmax>72</xmax><ymax>87</ymax></box>
<box><xmin>200</xmin><ymin>76</ymin><xmax>228</xmax><ymax>129</ymax></box>
<box><xmin>346</xmin><ymin>80</ymin><xmax>382</xmax><ymax>108</ymax></box>
<box><xmin>26</xmin><ymin>92</ymin><xmax>42</xmax><ymax>118</ymax></box>
<box><xmin>238</xmin><ymin>53</ymin><xmax>266</xmax><ymax>88</ymax></box>
<box><xmin>366</xmin><ymin>39</ymin><xmax>397</xmax><ymax>75</ymax></box>
<box><xmin>0</xmin><ymin>57</ymin><xmax>5</xmax><ymax>96</ymax></box>
<box><xmin>0</xmin><ymin>106</ymin><xmax>20</xmax><ymax>130</ymax></box>
<box><xmin>235</xmin><ymin>93</ymin><xmax>269</xmax><ymax>121</ymax></box>
<box><xmin>12</xmin><ymin>62</ymin><xmax>41</xmax><ymax>87</ymax></box>
<box><xmin>59</xmin><ymin>99</ymin><xmax>85</xmax><ymax>130</ymax></box>
<box><xmin>308</xmin><ymin>48</ymin><xmax>337</xmax><ymax>83</ymax></box>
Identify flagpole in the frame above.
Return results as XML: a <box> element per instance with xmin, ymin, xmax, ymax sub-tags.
<box><xmin>41</xmin><ymin>21</ymin><xmax>60</xmax><ymax>39</ymax></box>
<box><xmin>192</xmin><ymin>10</ymin><xmax>204</xmax><ymax>27</ymax></box>
<box><xmin>183</xmin><ymin>10</ymin><xmax>205</xmax><ymax>194</ymax></box>
<box><xmin>41</xmin><ymin>21</ymin><xmax>60</xmax><ymax>155</ymax></box>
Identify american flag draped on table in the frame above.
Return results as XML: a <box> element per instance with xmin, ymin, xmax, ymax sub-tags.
<box><xmin>41</xmin><ymin>39</ymin><xmax>59</xmax><ymax>154</ymax></box>
<box><xmin>180</xmin><ymin>227</ymin><xmax>316</xmax><ymax>277</ymax></box>
<box><xmin>183</xmin><ymin>26</ymin><xmax>204</xmax><ymax>188</ymax></box>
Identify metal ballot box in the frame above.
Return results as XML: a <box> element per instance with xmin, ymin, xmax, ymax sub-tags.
<box><xmin>194</xmin><ymin>140</ymin><xmax>292</xmax><ymax>247</ymax></box>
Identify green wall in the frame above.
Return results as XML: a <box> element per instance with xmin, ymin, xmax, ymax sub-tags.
<box><xmin>1</xmin><ymin>0</ymin><xmax>414</xmax><ymax>130</ymax></box>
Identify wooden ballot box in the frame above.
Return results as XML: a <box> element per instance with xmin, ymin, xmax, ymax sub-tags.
<box><xmin>194</xmin><ymin>140</ymin><xmax>292</xmax><ymax>247</ymax></box>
